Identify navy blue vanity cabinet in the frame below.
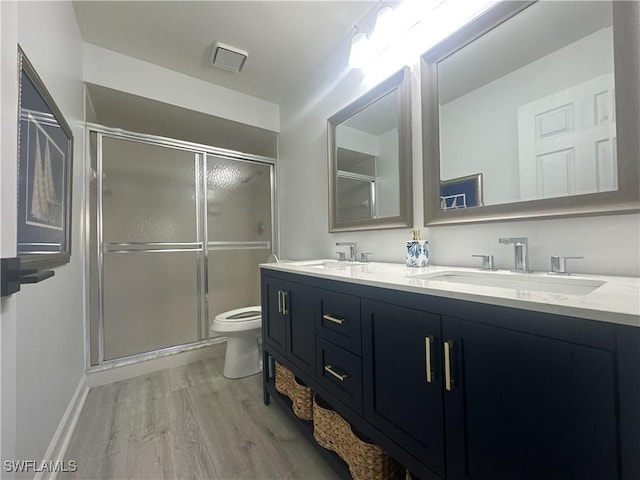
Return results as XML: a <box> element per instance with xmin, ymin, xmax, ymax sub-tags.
<box><xmin>315</xmin><ymin>288</ymin><xmax>364</xmax><ymax>414</ymax></box>
<box><xmin>262</xmin><ymin>270</ymin><xmax>639</xmax><ymax>480</ymax></box>
<box><xmin>316</xmin><ymin>336</ymin><xmax>364</xmax><ymax>414</ymax></box>
<box><xmin>441</xmin><ymin>313</ymin><xmax>624</xmax><ymax>480</ymax></box>
<box><xmin>262</xmin><ymin>273</ymin><xmax>316</xmax><ymax>377</ymax></box>
<box><xmin>285</xmin><ymin>280</ymin><xmax>316</xmax><ymax>377</ymax></box>
<box><xmin>362</xmin><ymin>299</ymin><xmax>445</xmax><ymax>479</ymax></box>
<box><xmin>262</xmin><ymin>274</ymin><xmax>286</xmax><ymax>356</ymax></box>
<box><xmin>316</xmin><ymin>288</ymin><xmax>362</xmax><ymax>354</ymax></box>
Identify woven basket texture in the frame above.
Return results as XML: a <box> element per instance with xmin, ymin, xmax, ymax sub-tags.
<box><xmin>274</xmin><ymin>362</ymin><xmax>313</xmax><ymax>420</ymax></box>
<box><xmin>312</xmin><ymin>395</ymin><xmax>404</xmax><ymax>480</ymax></box>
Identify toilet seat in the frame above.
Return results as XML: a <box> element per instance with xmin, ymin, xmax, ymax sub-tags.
<box><xmin>211</xmin><ymin>306</ymin><xmax>262</xmax><ymax>333</ymax></box>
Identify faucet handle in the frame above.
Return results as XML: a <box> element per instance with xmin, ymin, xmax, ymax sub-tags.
<box><xmin>549</xmin><ymin>256</ymin><xmax>583</xmax><ymax>275</ymax></box>
<box><xmin>335</xmin><ymin>241</ymin><xmax>357</xmax><ymax>261</ymax></box>
<box><xmin>360</xmin><ymin>252</ymin><xmax>372</xmax><ymax>263</ymax></box>
<box><xmin>336</xmin><ymin>251</ymin><xmax>346</xmax><ymax>262</ymax></box>
<box><xmin>472</xmin><ymin>254</ymin><xmax>496</xmax><ymax>270</ymax></box>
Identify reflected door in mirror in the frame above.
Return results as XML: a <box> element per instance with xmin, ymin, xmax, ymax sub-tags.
<box><xmin>437</xmin><ymin>1</ymin><xmax>615</xmax><ymax>209</ymax></box>
<box><xmin>517</xmin><ymin>73</ymin><xmax>616</xmax><ymax>200</ymax></box>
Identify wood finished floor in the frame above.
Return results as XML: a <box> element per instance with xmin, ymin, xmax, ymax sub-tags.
<box><xmin>60</xmin><ymin>355</ymin><xmax>337</xmax><ymax>480</ymax></box>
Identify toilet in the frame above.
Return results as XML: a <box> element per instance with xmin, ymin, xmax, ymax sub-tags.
<box><xmin>211</xmin><ymin>306</ymin><xmax>262</xmax><ymax>379</ymax></box>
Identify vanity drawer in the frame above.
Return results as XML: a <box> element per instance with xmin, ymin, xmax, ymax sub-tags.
<box><xmin>316</xmin><ymin>337</ymin><xmax>362</xmax><ymax>415</ymax></box>
<box><xmin>316</xmin><ymin>289</ymin><xmax>361</xmax><ymax>355</ymax></box>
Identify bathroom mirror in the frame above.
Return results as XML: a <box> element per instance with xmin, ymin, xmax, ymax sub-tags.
<box><xmin>328</xmin><ymin>66</ymin><xmax>412</xmax><ymax>232</ymax></box>
<box><xmin>422</xmin><ymin>1</ymin><xmax>639</xmax><ymax>226</ymax></box>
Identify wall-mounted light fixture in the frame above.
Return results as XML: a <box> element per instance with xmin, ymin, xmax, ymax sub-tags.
<box><xmin>348</xmin><ymin>1</ymin><xmax>401</xmax><ymax>69</ymax></box>
<box><xmin>348</xmin><ymin>0</ymin><xmax>499</xmax><ymax>75</ymax></box>
<box><xmin>370</xmin><ymin>3</ymin><xmax>395</xmax><ymax>51</ymax></box>
<box><xmin>348</xmin><ymin>26</ymin><xmax>373</xmax><ymax>68</ymax></box>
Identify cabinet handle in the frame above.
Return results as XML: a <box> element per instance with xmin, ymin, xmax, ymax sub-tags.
<box><xmin>425</xmin><ymin>336</ymin><xmax>435</xmax><ymax>383</ymax></box>
<box><xmin>323</xmin><ymin>314</ymin><xmax>346</xmax><ymax>325</ymax></box>
<box><xmin>444</xmin><ymin>340</ymin><xmax>455</xmax><ymax>391</ymax></box>
<box><xmin>277</xmin><ymin>290</ymin><xmax>283</xmax><ymax>314</ymax></box>
<box><xmin>282</xmin><ymin>291</ymin><xmax>288</xmax><ymax>315</ymax></box>
<box><xmin>324</xmin><ymin>364</ymin><xmax>348</xmax><ymax>381</ymax></box>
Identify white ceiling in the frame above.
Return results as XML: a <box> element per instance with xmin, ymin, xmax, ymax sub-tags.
<box><xmin>73</xmin><ymin>1</ymin><xmax>376</xmax><ymax>104</ymax></box>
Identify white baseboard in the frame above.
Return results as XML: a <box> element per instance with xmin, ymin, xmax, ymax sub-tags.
<box><xmin>35</xmin><ymin>375</ymin><xmax>89</xmax><ymax>480</ymax></box>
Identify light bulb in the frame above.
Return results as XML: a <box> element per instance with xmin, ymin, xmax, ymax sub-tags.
<box><xmin>349</xmin><ymin>31</ymin><xmax>373</xmax><ymax>69</ymax></box>
<box><xmin>371</xmin><ymin>5</ymin><xmax>395</xmax><ymax>51</ymax></box>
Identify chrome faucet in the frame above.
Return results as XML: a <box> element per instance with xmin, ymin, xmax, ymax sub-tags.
<box><xmin>549</xmin><ymin>256</ymin><xmax>583</xmax><ymax>275</ymax></box>
<box><xmin>336</xmin><ymin>242</ymin><xmax>357</xmax><ymax>262</ymax></box>
<box><xmin>498</xmin><ymin>237</ymin><xmax>531</xmax><ymax>272</ymax></box>
<box><xmin>472</xmin><ymin>254</ymin><xmax>496</xmax><ymax>270</ymax></box>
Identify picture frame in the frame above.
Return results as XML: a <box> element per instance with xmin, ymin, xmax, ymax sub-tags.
<box><xmin>16</xmin><ymin>47</ymin><xmax>73</xmax><ymax>269</ymax></box>
<box><xmin>440</xmin><ymin>173</ymin><xmax>483</xmax><ymax>210</ymax></box>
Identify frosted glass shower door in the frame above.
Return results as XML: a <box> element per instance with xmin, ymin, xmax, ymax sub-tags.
<box><xmin>100</xmin><ymin>137</ymin><xmax>202</xmax><ymax>360</ymax></box>
<box><xmin>206</xmin><ymin>156</ymin><xmax>273</xmax><ymax>321</ymax></box>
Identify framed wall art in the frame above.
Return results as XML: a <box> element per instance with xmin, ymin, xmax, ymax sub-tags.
<box><xmin>16</xmin><ymin>46</ymin><xmax>73</xmax><ymax>269</ymax></box>
<box><xmin>440</xmin><ymin>173</ymin><xmax>483</xmax><ymax>211</ymax></box>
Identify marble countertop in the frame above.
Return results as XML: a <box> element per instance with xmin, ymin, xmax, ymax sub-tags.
<box><xmin>261</xmin><ymin>260</ymin><xmax>640</xmax><ymax>328</ymax></box>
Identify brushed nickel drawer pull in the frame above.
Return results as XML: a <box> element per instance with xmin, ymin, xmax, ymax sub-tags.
<box><xmin>324</xmin><ymin>364</ymin><xmax>348</xmax><ymax>381</ymax></box>
<box><xmin>282</xmin><ymin>291</ymin><xmax>288</xmax><ymax>315</ymax></box>
<box><xmin>323</xmin><ymin>314</ymin><xmax>346</xmax><ymax>325</ymax></box>
<box><xmin>425</xmin><ymin>336</ymin><xmax>435</xmax><ymax>383</ymax></box>
<box><xmin>444</xmin><ymin>340</ymin><xmax>455</xmax><ymax>391</ymax></box>
<box><xmin>277</xmin><ymin>290</ymin><xmax>283</xmax><ymax>314</ymax></box>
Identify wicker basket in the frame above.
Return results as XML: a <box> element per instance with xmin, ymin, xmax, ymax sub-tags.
<box><xmin>313</xmin><ymin>395</ymin><xmax>404</xmax><ymax>480</ymax></box>
<box><xmin>274</xmin><ymin>362</ymin><xmax>313</xmax><ymax>420</ymax></box>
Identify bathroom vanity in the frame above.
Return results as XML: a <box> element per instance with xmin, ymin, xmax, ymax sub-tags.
<box><xmin>260</xmin><ymin>261</ymin><xmax>639</xmax><ymax>480</ymax></box>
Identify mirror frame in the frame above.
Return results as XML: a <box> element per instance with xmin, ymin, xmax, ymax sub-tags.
<box><xmin>422</xmin><ymin>1</ymin><xmax>639</xmax><ymax>227</ymax></box>
<box><xmin>328</xmin><ymin>66</ymin><xmax>413</xmax><ymax>232</ymax></box>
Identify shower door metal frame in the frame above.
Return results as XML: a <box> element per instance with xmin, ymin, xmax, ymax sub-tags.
<box><xmin>86</xmin><ymin>124</ymin><xmax>278</xmax><ymax>368</ymax></box>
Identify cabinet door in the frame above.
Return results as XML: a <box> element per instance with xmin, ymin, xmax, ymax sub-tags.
<box><xmin>443</xmin><ymin>316</ymin><xmax>618</xmax><ymax>480</ymax></box>
<box><xmin>362</xmin><ymin>300</ymin><xmax>445</xmax><ymax>478</ymax></box>
<box><xmin>285</xmin><ymin>280</ymin><xmax>316</xmax><ymax>377</ymax></box>
<box><xmin>262</xmin><ymin>275</ymin><xmax>286</xmax><ymax>356</ymax></box>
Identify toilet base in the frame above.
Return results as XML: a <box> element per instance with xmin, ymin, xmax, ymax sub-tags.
<box><xmin>223</xmin><ymin>335</ymin><xmax>262</xmax><ymax>379</ymax></box>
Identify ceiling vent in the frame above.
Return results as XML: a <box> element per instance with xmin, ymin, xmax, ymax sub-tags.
<box><xmin>210</xmin><ymin>42</ymin><xmax>248</xmax><ymax>73</ymax></box>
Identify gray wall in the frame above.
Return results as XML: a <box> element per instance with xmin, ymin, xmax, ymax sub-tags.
<box><xmin>1</xmin><ymin>1</ymin><xmax>86</xmax><ymax>473</ymax></box>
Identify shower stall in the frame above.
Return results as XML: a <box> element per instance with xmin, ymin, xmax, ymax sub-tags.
<box><xmin>88</xmin><ymin>128</ymin><xmax>275</xmax><ymax>366</ymax></box>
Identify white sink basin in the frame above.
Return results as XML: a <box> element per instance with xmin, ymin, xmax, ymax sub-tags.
<box><xmin>308</xmin><ymin>261</ymin><xmax>367</xmax><ymax>269</ymax></box>
<box><xmin>408</xmin><ymin>271</ymin><xmax>606</xmax><ymax>295</ymax></box>
<box><xmin>282</xmin><ymin>260</ymin><xmax>368</xmax><ymax>270</ymax></box>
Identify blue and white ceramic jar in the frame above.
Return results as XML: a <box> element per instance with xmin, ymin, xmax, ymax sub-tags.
<box><xmin>406</xmin><ymin>240</ymin><xmax>429</xmax><ymax>267</ymax></box>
